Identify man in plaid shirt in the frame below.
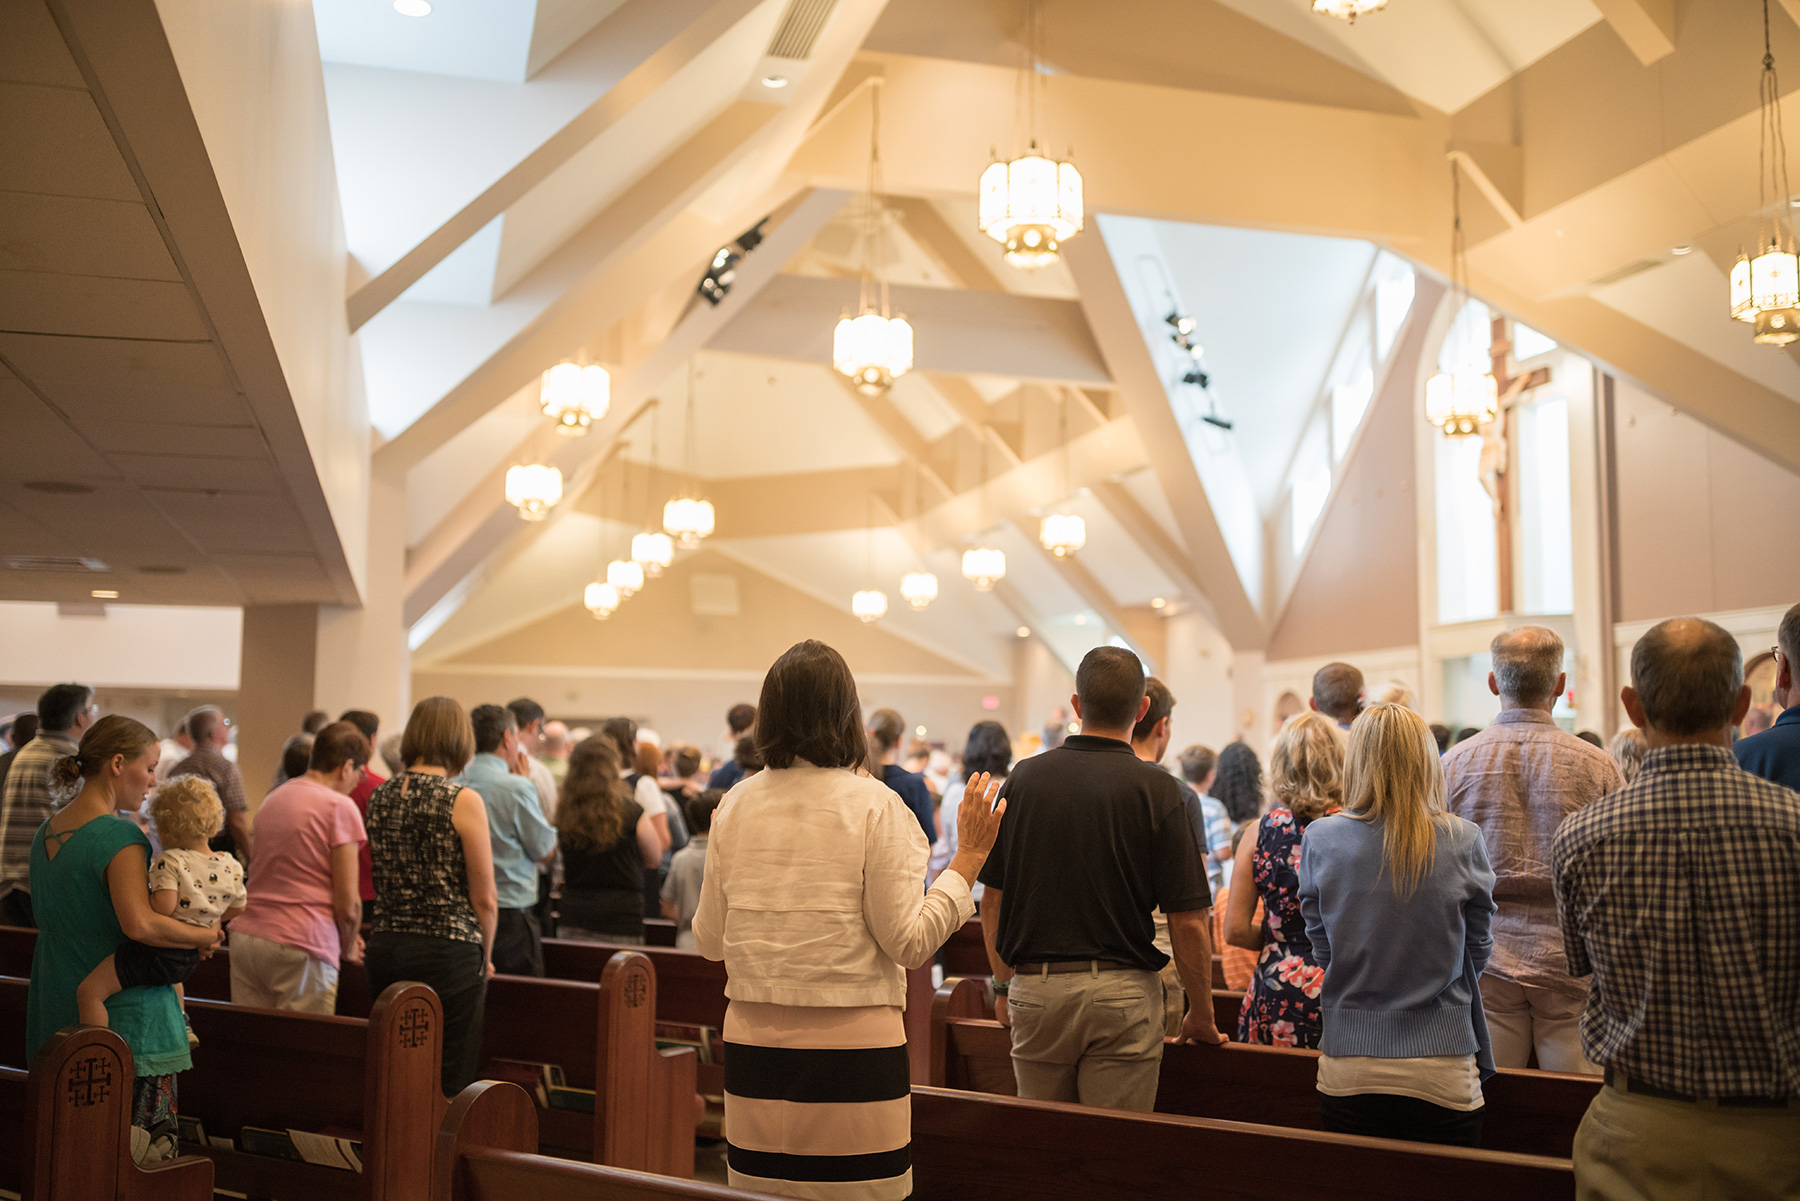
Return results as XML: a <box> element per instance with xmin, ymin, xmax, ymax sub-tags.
<box><xmin>1554</xmin><ymin>618</ymin><xmax>1800</xmax><ymax>1199</ymax></box>
<box><xmin>0</xmin><ymin>684</ymin><xmax>96</xmax><ymax>927</ymax></box>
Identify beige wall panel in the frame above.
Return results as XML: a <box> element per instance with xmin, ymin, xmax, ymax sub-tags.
<box><xmin>237</xmin><ymin>603</ymin><xmax>318</xmax><ymax>812</ymax></box>
<box><xmin>1614</xmin><ymin>378</ymin><xmax>1800</xmax><ymax>621</ymax></box>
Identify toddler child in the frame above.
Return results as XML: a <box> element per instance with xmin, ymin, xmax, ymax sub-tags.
<box><xmin>660</xmin><ymin>790</ymin><xmax>721</xmax><ymax>951</ymax></box>
<box><xmin>78</xmin><ymin>776</ymin><xmax>246</xmax><ymax>1044</ymax></box>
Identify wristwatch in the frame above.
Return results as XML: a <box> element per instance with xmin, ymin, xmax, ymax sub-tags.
<box><xmin>992</xmin><ymin>978</ymin><xmax>1010</xmax><ymax>996</ymax></box>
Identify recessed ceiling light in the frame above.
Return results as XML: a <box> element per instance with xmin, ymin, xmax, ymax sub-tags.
<box><xmin>761</xmin><ymin>75</ymin><xmax>789</xmax><ymax>89</ymax></box>
<box><xmin>91</xmin><ymin>589</ymin><xmax>118</xmax><ymax>599</ymax></box>
<box><xmin>393</xmin><ymin>0</ymin><xmax>431</xmax><ymax>16</ymax></box>
<box><xmin>1016</xmin><ymin>626</ymin><xmax>1031</xmax><ymax>638</ymax></box>
<box><xmin>1670</xmin><ymin>244</ymin><xmax>1694</xmax><ymax>255</ymax></box>
<box><xmin>1150</xmin><ymin>596</ymin><xmax>1167</xmax><ymax>609</ymax></box>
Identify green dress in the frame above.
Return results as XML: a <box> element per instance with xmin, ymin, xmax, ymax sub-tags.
<box><xmin>26</xmin><ymin>814</ymin><xmax>190</xmax><ymax>1077</ymax></box>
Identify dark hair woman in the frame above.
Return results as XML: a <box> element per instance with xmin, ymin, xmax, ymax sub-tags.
<box><xmin>696</xmin><ymin>640</ymin><xmax>1007</xmax><ymax>1200</ymax></box>
<box><xmin>28</xmin><ymin>715</ymin><xmax>223</xmax><ymax>1160</ymax></box>
<box><xmin>554</xmin><ymin>737</ymin><xmax>662</xmax><ymax>944</ymax></box>
<box><xmin>363</xmin><ymin>697</ymin><xmax>498</xmax><ymax>1096</ymax></box>
<box><xmin>928</xmin><ymin>721</ymin><xmax>1012</xmax><ymax>892</ymax></box>
<box><xmin>1212</xmin><ymin>739</ymin><xmax>1265</xmax><ymax>827</ymax></box>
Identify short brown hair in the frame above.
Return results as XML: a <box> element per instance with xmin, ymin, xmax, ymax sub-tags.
<box><xmin>726</xmin><ymin>703</ymin><xmax>756</xmax><ymax>735</ymax></box>
<box><xmin>310</xmin><ymin>721</ymin><xmax>372</xmax><ymax>774</ymax></box>
<box><xmin>1178</xmin><ymin>744</ymin><xmax>1217</xmax><ymax>785</ymax></box>
<box><xmin>756</xmin><ymin>640</ymin><xmax>868</xmax><ymax>772</ymax></box>
<box><xmin>868</xmin><ymin>708</ymin><xmax>906</xmax><ymax>756</ymax></box>
<box><xmin>148</xmin><ymin>775</ymin><xmax>224</xmax><ymax>843</ymax></box>
<box><xmin>1311</xmin><ymin>663</ymin><xmax>1364</xmax><ymax>722</ymax></box>
<box><xmin>1133</xmin><ymin>677</ymin><xmax>1174</xmax><ymax>743</ymax></box>
<box><xmin>399</xmin><ymin>696</ymin><xmax>475</xmax><ymax>774</ymax></box>
<box><xmin>1076</xmin><ymin>646</ymin><xmax>1145</xmax><ymax>731</ymax></box>
<box><xmin>338</xmin><ymin>709</ymin><xmax>380</xmax><ymax>741</ymax></box>
<box><xmin>673</xmin><ymin>745</ymin><xmax>701</xmax><ymax>777</ymax></box>
<box><xmin>1631</xmin><ymin>617</ymin><xmax>1744</xmax><ymax>736</ymax></box>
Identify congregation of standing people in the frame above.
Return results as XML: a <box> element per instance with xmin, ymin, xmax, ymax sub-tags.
<box><xmin>1</xmin><ymin>601</ymin><xmax>1798</xmax><ymax>1198</ymax></box>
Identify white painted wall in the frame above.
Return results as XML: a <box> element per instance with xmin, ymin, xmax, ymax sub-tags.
<box><xmin>0</xmin><ymin>602</ymin><xmax>241</xmax><ymax>691</ymax></box>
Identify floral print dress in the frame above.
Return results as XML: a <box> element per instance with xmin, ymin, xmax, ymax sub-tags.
<box><xmin>1236</xmin><ymin>807</ymin><xmax>1326</xmax><ymax>1048</ymax></box>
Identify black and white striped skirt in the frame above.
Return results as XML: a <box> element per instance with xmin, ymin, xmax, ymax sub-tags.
<box><xmin>723</xmin><ymin>1001</ymin><xmax>911</xmax><ymax>1200</ymax></box>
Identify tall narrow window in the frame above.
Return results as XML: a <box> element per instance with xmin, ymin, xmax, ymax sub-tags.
<box><xmin>1434</xmin><ymin>299</ymin><xmax>1498</xmax><ymax>625</ymax></box>
<box><xmin>1517</xmin><ymin>394</ymin><xmax>1574</xmax><ymax>614</ymax></box>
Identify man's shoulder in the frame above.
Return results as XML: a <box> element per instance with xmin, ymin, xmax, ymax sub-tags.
<box><xmin>1734</xmin><ymin>720</ymin><xmax>1800</xmax><ymax>766</ymax></box>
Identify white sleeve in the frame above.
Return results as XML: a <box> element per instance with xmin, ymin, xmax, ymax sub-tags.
<box><xmin>861</xmin><ymin>794</ymin><xmax>974</xmax><ymax>970</ymax></box>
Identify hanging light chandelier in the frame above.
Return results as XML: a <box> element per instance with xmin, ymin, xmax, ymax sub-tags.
<box><xmin>833</xmin><ymin>78</ymin><xmax>913</xmax><ymax>395</ymax></box>
<box><xmin>962</xmin><ymin>547</ymin><xmax>1007</xmax><ymax>591</ymax></box>
<box><xmin>977</xmin><ymin>0</ymin><xmax>1082</xmax><ymax>269</ymax></box>
<box><xmin>504</xmin><ymin>462</ymin><xmax>562</xmax><ymax>521</ymax></box>
<box><xmin>632</xmin><ymin>531</ymin><xmax>673</xmax><ymax>576</ymax></box>
<box><xmin>1731</xmin><ymin>1</ymin><xmax>1800</xmax><ymax>346</ymax></box>
<box><xmin>852</xmin><ymin>589</ymin><xmax>889</xmax><ymax>623</ymax></box>
<box><xmin>1424</xmin><ymin>161</ymin><xmax>1498</xmax><ymax>437</ymax></box>
<box><xmin>663</xmin><ymin>360</ymin><xmax>716</xmax><ymax>547</ymax></box>
<box><xmin>584</xmin><ymin>581</ymin><xmax>620</xmax><ymax>619</ymax></box>
<box><xmin>1312</xmin><ymin>0</ymin><xmax>1386</xmax><ymax>22</ymax></box>
<box><xmin>606</xmin><ymin>558</ymin><xmax>644</xmax><ymax>598</ymax></box>
<box><xmin>900</xmin><ymin>571</ymin><xmax>939</xmax><ymax>609</ymax></box>
<box><xmin>539</xmin><ymin>361</ymin><xmax>609</xmax><ymax>435</ymax></box>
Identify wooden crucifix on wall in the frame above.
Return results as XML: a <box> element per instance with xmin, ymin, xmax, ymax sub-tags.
<box><xmin>1480</xmin><ymin>315</ymin><xmax>1551</xmax><ymax>615</ymax></box>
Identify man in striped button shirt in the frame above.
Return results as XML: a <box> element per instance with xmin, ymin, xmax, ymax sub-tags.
<box><xmin>1554</xmin><ymin>618</ymin><xmax>1800</xmax><ymax>1200</ymax></box>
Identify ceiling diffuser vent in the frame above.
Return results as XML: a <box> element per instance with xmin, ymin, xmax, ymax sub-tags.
<box><xmin>1589</xmin><ymin>259</ymin><xmax>1662</xmax><ymax>288</ymax></box>
<box><xmin>766</xmin><ymin>0</ymin><xmax>837</xmax><ymax>59</ymax></box>
<box><xmin>1</xmin><ymin>555</ymin><xmax>110</xmax><ymax>573</ymax></box>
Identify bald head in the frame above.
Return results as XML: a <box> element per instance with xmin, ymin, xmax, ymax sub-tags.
<box><xmin>1629</xmin><ymin>618</ymin><xmax>1746</xmax><ymax>738</ymax></box>
<box><xmin>1491</xmin><ymin>625</ymin><xmax>1565</xmax><ymax>709</ymax></box>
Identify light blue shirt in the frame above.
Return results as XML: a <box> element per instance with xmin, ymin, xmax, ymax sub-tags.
<box><xmin>458</xmin><ymin>752</ymin><xmax>558</xmax><ymax>911</ymax></box>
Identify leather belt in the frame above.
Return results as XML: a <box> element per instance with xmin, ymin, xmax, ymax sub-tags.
<box><xmin>1019</xmin><ymin>959</ymin><xmax>1139</xmax><ymax>976</ymax></box>
<box><xmin>1605</xmin><ymin>1067</ymin><xmax>1789</xmax><ymax>1109</ymax></box>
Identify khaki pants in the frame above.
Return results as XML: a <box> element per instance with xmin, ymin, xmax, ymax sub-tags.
<box><xmin>229</xmin><ymin>930</ymin><xmax>339</xmax><ymax>1015</ymax></box>
<box><xmin>1575</xmin><ymin>1083</ymin><xmax>1800</xmax><ymax>1201</ymax></box>
<box><xmin>1007</xmin><ymin>966</ymin><xmax>1163</xmax><ymax>1112</ymax></box>
<box><xmin>1481</xmin><ymin>975</ymin><xmax>1599</xmax><ymax>1074</ymax></box>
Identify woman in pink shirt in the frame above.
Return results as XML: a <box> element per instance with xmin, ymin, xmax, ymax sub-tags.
<box><xmin>228</xmin><ymin>722</ymin><xmax>369</xmax><ymax>1014</ymax></box>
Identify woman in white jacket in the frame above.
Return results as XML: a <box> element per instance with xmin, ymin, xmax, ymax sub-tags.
<box><xmin>695</xmin><ymin>639</ymin><xmax>1004</xmax><ymax>1201</ymax></box>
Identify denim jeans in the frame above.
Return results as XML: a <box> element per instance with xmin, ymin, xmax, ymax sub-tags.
<box><xmin>365</xmin><ymin>931</ymin><xmax>486</xmax><ymax>1096</ymax></box>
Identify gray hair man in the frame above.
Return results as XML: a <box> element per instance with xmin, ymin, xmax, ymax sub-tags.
<box><xmin>1555</xmin><ymin>618</ymin><xmax>1800</xmax><ymax>1200</ymax></box>
<box><xmin>1441</xmin><ymin>626</ymin><xmax>1619</xmax><ymax>1074</ymax></box>
<box><xmin>169</xmin><ymin>705</ymin><xmax>253</xmax><ymax>861</ymax></box>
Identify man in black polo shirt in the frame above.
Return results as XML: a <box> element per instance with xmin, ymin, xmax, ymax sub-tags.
<box><xmin>979</xmin><ymin>647</ymin><xmax>1224</xmax><ymax>1112</ymax></box>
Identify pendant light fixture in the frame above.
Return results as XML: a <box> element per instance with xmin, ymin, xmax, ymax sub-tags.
<box><xmin>853</xmin><ymin>493</ymin><xmax>888</xmax><ymax>623</ymax></box>
<box><xmin>1424</xmin><ymin>160</ymin><xmax>1499</xmax><ymax>437</ymax></box>
<box><xmin>583</xmin><ymin>463</ymin><xmax>619</xmax><ymax>619</ymax></box>
<box><xmin>539</xmin><ymin>360</ymin><xmax>610</xmax><ymax>435</ymax></box>
<box><xmin>1731</xmin><ymin>0</ymin><xmax>1800</xmax><ymax>345</ymax></box>
<box><xmin>663</xmin><ymin>359</ymin><xmax>716</xmax><ymax>547</ymax></box>
<box><xmin>833</xmin><ymin>79</ymin><xmax>914</xmax><ymax>395</ymax></box>
<box><xmin>900</xmin><ymin>570</ymin><xmax>938</xmax><ymax>609</ymax></box>
<box><xmin>1038</xmin><ymin>393</ymin><xmax>1086</xmax><ymax>556</ymax></box>
<box><xmin>962</xmin><ymin>439</ymin><xmax>1006</xmax><ymax>591</ymax></box>
<box><xmin>504</xmin><ymin>462</ymin><xmax>562</xmax><ymax>521</ymax></box>
<box><xmin>631</xmin><ymin>402</ymin><xmax>674</xmax><ymax>576</ymax></box>
<box><xmin>1312</xmin><ymin>0</ymin><xmax>1386</xmax><ymax>22</ymax></box>
<box><xmin>603</xmin><ymin>451</ymin><xmax>643</xmax><ymax>597</ymax></box>
<box><xmin>978</xmin><ymin>0</ymin><xmax>1083</xmax><ymax>270</ymax></box>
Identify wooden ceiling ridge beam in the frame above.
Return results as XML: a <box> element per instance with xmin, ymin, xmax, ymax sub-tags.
<box><xmin>401</xmin><ymin>190</ymin><xmax>847</xmax><ymax>623</ymax></box>
<box><xmin>346</xmin><ymin>0</ymin><xmax>769</xmax><ymax>331</ymax></box>
<box><xmin>377</xmin><ymin>104</ymin><xmax>794</xmax><ymax>474</ymax></box>
<box><xmin>1060</xmin><ymin>233</ymin><xmax>1268</xmax><ymax>651</ymax></box>
<box><xmin>1590</xmin><ymin>0</ymin><xmax>1676</xmax><ymax>67</ymax></box>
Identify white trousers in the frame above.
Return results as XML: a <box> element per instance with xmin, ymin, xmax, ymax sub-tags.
<box><xmin>229</xmin><ymin>930</ymin><xmax>339</xmax><ymax>1015</ymax></box>
<box><xmin>1480</xmin><ymin>974</ymin><xmax>1599</xmax><ymax>1074</ymax></box>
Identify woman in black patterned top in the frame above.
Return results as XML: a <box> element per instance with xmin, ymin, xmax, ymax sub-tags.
<box><xmin>364</xmin><ymin>697</ymin><xmax>498</xmax><ymax>1095</ymax></box>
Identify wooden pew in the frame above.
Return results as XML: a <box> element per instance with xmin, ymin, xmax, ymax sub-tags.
<box><xmin>478</xmin><ymin>951</ymin><xmax>698</xmax><ymax>1176</ymax></box>
<box><xmin>929</xmin><ymin>976</ymin><xmax>1600</xmax><ymax>1158</ymax></box>
<box><xmin>0</xmin><ymin>1025</ymin><xmax>214</xmax><ymax>1201</ymax></box>
<box><xmin>433</xmin><ymin>1080</ymin><xmax>770</xmax><ymax>1201</ymax></box>
<box><xmin>909</xmin><ymin>1085</ymin><xmax>1573</xmax><ymax>1200</ymax></box>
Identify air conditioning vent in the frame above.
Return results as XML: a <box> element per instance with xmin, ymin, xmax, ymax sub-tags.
<box><xmin>766</xmin><ymin>0</ymin><xmax>837</xmax><ymax>59</ymax></box>
<box><xmin>1</xmin><ymin>556</ymin><xmax>110</xmax><ymax>573</ymax></box>
<box><xmin>1589</xmin><ymin>259</ymin><xmax>1662</xmax><ymax>288</ymax></box>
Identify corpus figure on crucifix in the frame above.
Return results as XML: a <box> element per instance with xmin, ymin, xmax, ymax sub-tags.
<box><xmin>1477</xmin><ymin>314</ymin><xmax>1551</xmax><ymax>613</ymax></box>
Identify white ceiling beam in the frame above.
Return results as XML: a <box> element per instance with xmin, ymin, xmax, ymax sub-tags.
<box><xmin>1061</xmin><ymin>230</ymin><xmax>1268</xmax><ymax>651</ymax></box>
<box><xmin>376</xmin><ymin>102</ymin><xmax>785</xmax><ymax>473</ymax></box>
<box><xmin>1590</xmin><ymin>0</ymin><xmax>1676</xmax><ymax>66</ymax></box>
<box><xmin>1007</xmin><ymin>516</ymin><xmax>1158</xmax><ymax>676</ymax></box>
<box><xmin>708</xmin><ymin>274</ymin><xmax>1113</xmax><ymax>384</ymax></box>
<box><xmin>402</xmin><ymin>188</ymin><xmax>847</xmax><ymax>623</ymax></box>
<box><xmin>1090</xmin><ymin>480</ymin><xmax>1221</xmax><ymax>632</ymax></box>
<box><xmin>346</xmin><ymin>0</ymin><xmax>770</xmax><ymax>332</ymax></box>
